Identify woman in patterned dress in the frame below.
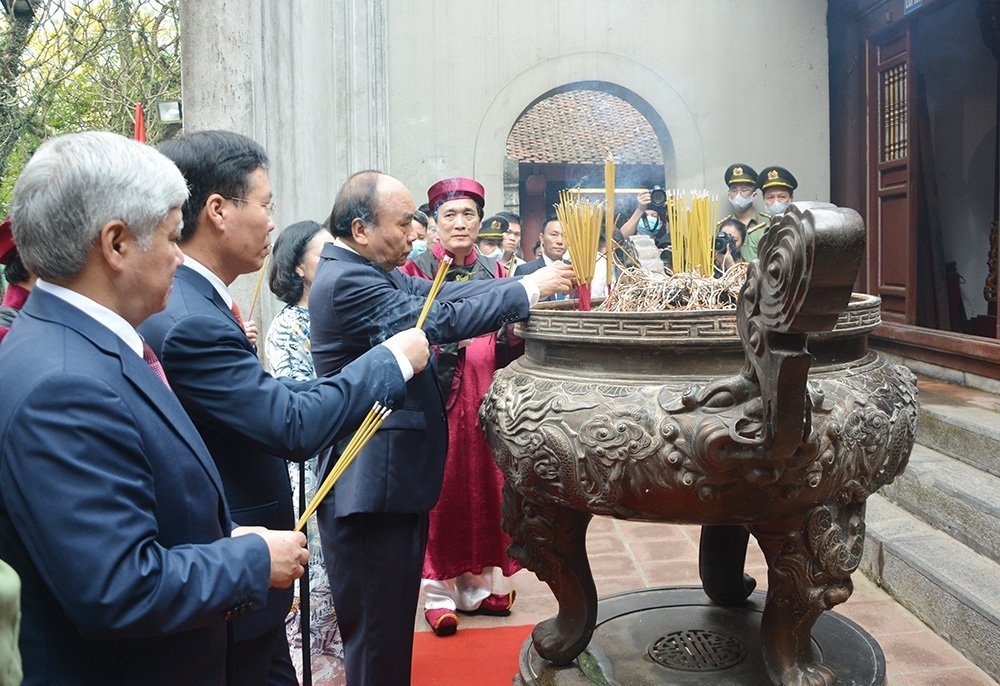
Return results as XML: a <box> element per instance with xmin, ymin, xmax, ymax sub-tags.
<box><xmin>265</xmin><ymin>220</ymin><xmax>342</xmax><ymax>685</ymax></box>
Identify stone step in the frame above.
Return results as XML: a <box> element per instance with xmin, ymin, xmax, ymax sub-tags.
<box><xmin>879</xmin><ymin>443</ymin><xmax>1000</xmax><ymax>564</ymax></box>
<box><xmin>861</xmin><ymin>493</ymin><xmax>1000</xmax><ymax>681</ymax></box>
<box><xmin>917</xmin><ymin>379</ymin><xmax>1000</xmax><ymax>477</ymax></box>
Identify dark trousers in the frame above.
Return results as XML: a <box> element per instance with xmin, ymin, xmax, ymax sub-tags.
<box><xmin>320</xmin><ymin>509</ymin><xmax>428</xmax><ymax>686</ymax></box>
<box><xmin>229</xmin><ymin>623</ymin><xmax>297</xmax><ymax>686</ymax></box>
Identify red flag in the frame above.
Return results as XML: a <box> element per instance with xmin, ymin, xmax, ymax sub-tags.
<box><xmin>133</xmin><ymin>102</ymin><xmax>146</xmax><ymax>143</ymax></box>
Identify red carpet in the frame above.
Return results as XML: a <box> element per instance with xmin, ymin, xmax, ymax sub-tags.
<box><xmin>411</xmin><ymin>624</ymin><xmax>534</xmax><ymax>685</ymax></box>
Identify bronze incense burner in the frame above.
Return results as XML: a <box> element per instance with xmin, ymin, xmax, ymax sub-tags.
<box><xmin>480</xmin><ymin>202</ymin><xmax>917</xmax><ymax>685</ymax></box>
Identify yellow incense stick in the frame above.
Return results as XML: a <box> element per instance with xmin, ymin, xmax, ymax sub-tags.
<box><xmin>294</xmin><ymin>403</ymin><xmax>391</xmax><ymax>531</ymax></box>
<box><xmin>314</xmin><ymin>406</ymin><xmax>390</xmax><ymax>505</ymax></box>
<box><xmin>416</xmin><ymin>256</ymin><xmax>452</xmax><ymax>328</ymax></box>
<box><xmin>604</xmin><ymin>155</ymin><xmax>615</xmax><ymax>293</ymax></box>
<box><xmin>556</xmin><ymin>190</ymin><xmax>603</xmax><ymax>287</ymax></box>
<box><xmin>248</xmin><ymin>254</ymin><xmax>270</xmax><ymax>320</ymax></box>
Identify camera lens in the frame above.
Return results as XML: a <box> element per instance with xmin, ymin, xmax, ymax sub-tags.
<box><xmin>715</xmin><ymin>232</ymin><xmax>732</xmax><ymax>252</ymax></box>
<box><xmin>649</xmin><ymin>186</ymin><xmax>667</xmax><ymax>209</ymax></box>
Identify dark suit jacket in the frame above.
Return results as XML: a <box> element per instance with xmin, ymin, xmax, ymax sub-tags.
<box><xmin>309</xmin><ymin>244</ymin><xmax>529</xmax><ymax>516</ymax></box>
<box><xmin>512</xmin><ymin>255</ymin><xmax>547</xmax><ymax>276</ymax></box>
<box><xmin>139</xmin><ymin>265</ymin><xmax>406</xmax><ymax>640</ymax></box>
<box><xmin>0</xmin><ymin>289</ymin><xmax>271</xmax><ymax>685</ymax></box>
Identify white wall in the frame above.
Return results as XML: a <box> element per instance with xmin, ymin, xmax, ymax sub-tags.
<box><xmin>179</xmin><ymin>0</ymin><xmax>831</xmax><ymax>322</ymax></box>
<box><xmin>385</xmin><ymin>0</ymin><xmax>830</xmax><ymax>211</ymax></box>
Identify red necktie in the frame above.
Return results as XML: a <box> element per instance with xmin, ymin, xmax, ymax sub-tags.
<box><xmin>142</xmin><ymin>341</ymin><xmax>172</xmax><ymax>390</ymax></box>
<box><xmin>231</xmin><ymin>301</ymin><xmax>246</xmax><ymax>332</ymax></box>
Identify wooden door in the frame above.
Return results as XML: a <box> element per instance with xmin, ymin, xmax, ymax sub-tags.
<box><xmin>867</xmin><ymin>28</ymin><xmax>917</xmax><ymax>324</ymax></box>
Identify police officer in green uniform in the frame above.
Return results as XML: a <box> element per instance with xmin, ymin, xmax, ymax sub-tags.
<box><xmin>744</xmin><ymin>165</ymin><xmax>798</xmax><ymax>260</ymax></box>
<box><xmin>719</xmin><ymin>163</ymin><xmax>770</xmax><ymax>261</ymax></box>
<box><xmin>475</xmin><ymin>214</ymin><xmax>508</xmax><ymax>262</ymax></box>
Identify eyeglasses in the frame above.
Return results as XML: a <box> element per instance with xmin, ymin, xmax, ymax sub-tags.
<box><xmin>223</xmin><ymin>196</ymin><xmax>277</xmax><ymax>217</ymax></box>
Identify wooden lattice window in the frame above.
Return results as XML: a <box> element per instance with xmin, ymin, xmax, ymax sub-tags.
<box><xmin>881</xmin><ymin>63</ymin><xmax>908</xmax><ymax>162</ymax></box>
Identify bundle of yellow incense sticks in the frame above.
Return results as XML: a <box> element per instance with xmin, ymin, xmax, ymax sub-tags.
<box><xmin>415</xmin><ymin>255</ymin><xmax>453</xmax><ymax>328</ymax></box>
<box><xmin>294</xmin><ymin>402</ymin><xmax>392</xmax><ymax>531</ymax></box>
<box><xmin>555</xmin><ymin>189</ymin><xmax>605</xmax><ymax>309</ymax></box>
<box><xmin>667</xmin><ymin>190</ymin><xmax>718</xmax><ymax>276</ymax></box>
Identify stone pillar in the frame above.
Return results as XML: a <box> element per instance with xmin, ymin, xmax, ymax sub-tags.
<box><xmin>178</xmin><ymin>0</ymin><xmax>390</xmax><ymax>347</ymax></box>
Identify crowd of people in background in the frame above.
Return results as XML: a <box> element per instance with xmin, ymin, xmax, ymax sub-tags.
<box><xmin>0</xmin><ymin>126</ymin><xmax>797</xmax><ymax>686</ymax></box>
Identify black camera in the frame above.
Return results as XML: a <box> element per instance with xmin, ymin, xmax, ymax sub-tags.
<box><xmin>715</xmin><ymin>231</ymin><xmax>736</xmax><ymax>253</ymax></box>
<box><xmin>648</xmin><ymin>185</ymin><xmax>667</xmax><ymax>209</ymax></box>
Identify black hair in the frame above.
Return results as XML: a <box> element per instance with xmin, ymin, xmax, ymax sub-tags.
<box><xmin>413</xmin><ymin>209</ymin><xmax>429</xmax><ymax>228</ymax></box>
<box><xmin>718</xmin><ymin>217</ymin><xmax>747</xmax><ymax>242</ymax></box>
<box><xmin>496</xmin><ymin>211</ymin><xmax>521</xmax><ymax>224</ymax></box>
<box><xmin>3</xmin><ymin>253</ymin><xmax>30</xmax><ymax>285</ymax></box>
<box><xmin>157</xmin><ymin>130</ymin><xmax>269</xmax><ymax>241</ymax></box>
<box><xmin>328</xmin><ymin>170</ymin><xmax>381</xmax><ymax>238</ymax></box>
<box><xmin>541</xmin><ymin>213</ymin><xmax>560</xmax><ymax>234</ymax></box>
<box><xmin>268</xmin><ymin>220</ymin><xmax>324</xmax><ymax>305</ymax></box>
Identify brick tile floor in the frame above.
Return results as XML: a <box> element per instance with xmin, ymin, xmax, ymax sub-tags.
<box><xmin>415</xmin><ymin>519</ymin><xmax>999</xmax><ymax>685</ymax></box>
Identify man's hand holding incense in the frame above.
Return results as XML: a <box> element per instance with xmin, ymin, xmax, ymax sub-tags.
<box><xmin>524</xmin><ymin>261</ymin><xmax>576</xmax><ymax>300</ymax></box>
<box><xmin>384</xmin><ymin>327</ymin><xmax>430</xmax><ymax>374</ymax></box>
<box><xmin>242</xmin><ymin>318</ymin><xmax>259</xmax><ymax>347</ymax></box>
<box><xmin>234</xmin><ymin>526</ymin><xmax>310</xmax><ymax>589</ymax></box>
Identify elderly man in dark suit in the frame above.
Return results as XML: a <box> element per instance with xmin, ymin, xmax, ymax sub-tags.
<box><xmin>139</xmin><ymin>132</ymin><xmax>429</xmax><ymax>685</ymax></box>
<box><xmin>0</xmin><ymin>131</ymin><xmax>310</xmax><ymax>685</ymax></box>
<box><xmin>309</xmin><ymin>171</ymin><xmax>574</xmax><ymax>685</ymax></box>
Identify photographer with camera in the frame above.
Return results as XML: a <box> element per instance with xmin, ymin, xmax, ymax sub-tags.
<box><xmin>620</xmin><ymin>187</ymin><xmax>670</xmax><ymax>250</ymax></box>
<box><xmin>714</xmin><ymin>217</ymin><xmax>747</xmax><ymax>276</ymax></box>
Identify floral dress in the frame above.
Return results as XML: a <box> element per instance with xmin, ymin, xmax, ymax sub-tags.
<box><xmin>265</xmin><ymin>304</ymin><xmax>344</xmax><ymax>686</ymax></box>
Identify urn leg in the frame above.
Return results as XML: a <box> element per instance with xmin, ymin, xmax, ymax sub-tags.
<box><xmin>698</xmin><ymin>524</ymin><xmax>757</xmax><ymax>605</ymax></box>
<box><xmin>752</xmin><ymin>505</ymin><xmax>860</xmax><ymax>686</ymax></box>
<box><xmin>501</xmin><ymin>483</ymin><xmax>597</xmax><ymax>665</ymax></box>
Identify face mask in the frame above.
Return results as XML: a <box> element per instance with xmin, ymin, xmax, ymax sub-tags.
<box><xmin>639</xmin><ymin>217</ymin><xmax>660</xmax><ymax>235</ymax></box>
<box><xmin>766</xmin><ymin>201</ymin><xmax>789</xmax><ymax>216</ymax></box>
<box><xmin>482</xmin><ymin>246</ymin><xmax>503</xmax><ymax>260</ymax></box>
<box><xmin>729</xmin><ymin>194</ymin><xmax>754</xmax><ymax>212</ymax></box>
<box><xmin>407</xmin><ymin>239</ymin><xmax>427</xmax><ymax>260</ymax></box>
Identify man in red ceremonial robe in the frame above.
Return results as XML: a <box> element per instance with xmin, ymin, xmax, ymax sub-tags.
<box><xmin>400</xmin><ymin>177</ymin><xmax>520</xmax><ymax>636</ymax></box>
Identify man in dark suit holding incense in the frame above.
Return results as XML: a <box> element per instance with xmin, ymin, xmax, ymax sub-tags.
<box><xmin>0</xmin><ymin>131</ymin><xmax>309</xmax><ymax>684</ymax></box>
<box><xmin>139</xmin><ymin>131</ymin><xmax>430</xmax><ymax>685</ymax></box>
<box><xmin>309</xmin><ymin>170</ymin><xmax>574</xmax><ymax>686</ymax></box>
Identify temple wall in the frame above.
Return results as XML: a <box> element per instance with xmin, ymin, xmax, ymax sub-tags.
<box><xmin>179</xmin><ymin>0</ymin><xmax>830</xmax><ymax>322</ymax></box>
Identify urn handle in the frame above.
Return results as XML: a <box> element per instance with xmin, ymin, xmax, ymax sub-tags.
<box><xmin>738</xmin><ymin>202</ymin><xmax>866</xmax><ymax>458</ymax></box>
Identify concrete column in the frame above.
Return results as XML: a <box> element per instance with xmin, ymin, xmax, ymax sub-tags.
<box><xmin>178</xmin><ymin>0</ymin><xmax>390</xmax><ymax>343</ymax></box>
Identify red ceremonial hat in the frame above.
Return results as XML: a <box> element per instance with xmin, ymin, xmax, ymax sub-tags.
<box><xmin>0</xmin><ymin>216</ymin><xmax>16</xmax><ymax>266</ymax></box>
<box><xmin>427</xmin><ymin>177</ymin><xmax>485</xmax><ymax>213</ymax></box>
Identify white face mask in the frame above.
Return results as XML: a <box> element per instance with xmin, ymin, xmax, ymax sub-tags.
<box><xmin>482</xmin><ymin>246</ymin><xmax>503</xmax><ymax>260</ymax></box>
<box><xmin>729</xmin><ymin>194</ymin><xmax>754</xmax><ymax>212</ymax></box>
<box><xmin>407</xmin><ymin>239</ymin><xmax>427</xmax><ymax>259</ymax></box>
<box><xmin>766</xmin><ymin>201</ymin><xmax>789</xmax><ymax>215</ymax></box>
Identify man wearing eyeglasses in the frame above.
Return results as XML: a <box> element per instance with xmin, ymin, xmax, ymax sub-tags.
<box><xmin>139</xmin><ymin>130</ymin><xmax>430</xmax><ymax>685</ymax></box>
<box><xmin>718</xmin><ymin>163</ymin><xmax>770</xmax><ymax>261</ymax></box>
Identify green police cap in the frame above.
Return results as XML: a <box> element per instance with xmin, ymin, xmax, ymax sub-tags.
<box><xmin>758</xmin><ymin>166</ymin><xmax>798</xmax><ymax>191</ymax></box>
<box><xmin>478</xmin><ymin>215</ymin><xmax>509</xmax><ymax>240</ymax></box>
<box><xmin>724</xmin><ymin>163</ymin><xmax>758</xmax><ymax>187</ymax></box>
